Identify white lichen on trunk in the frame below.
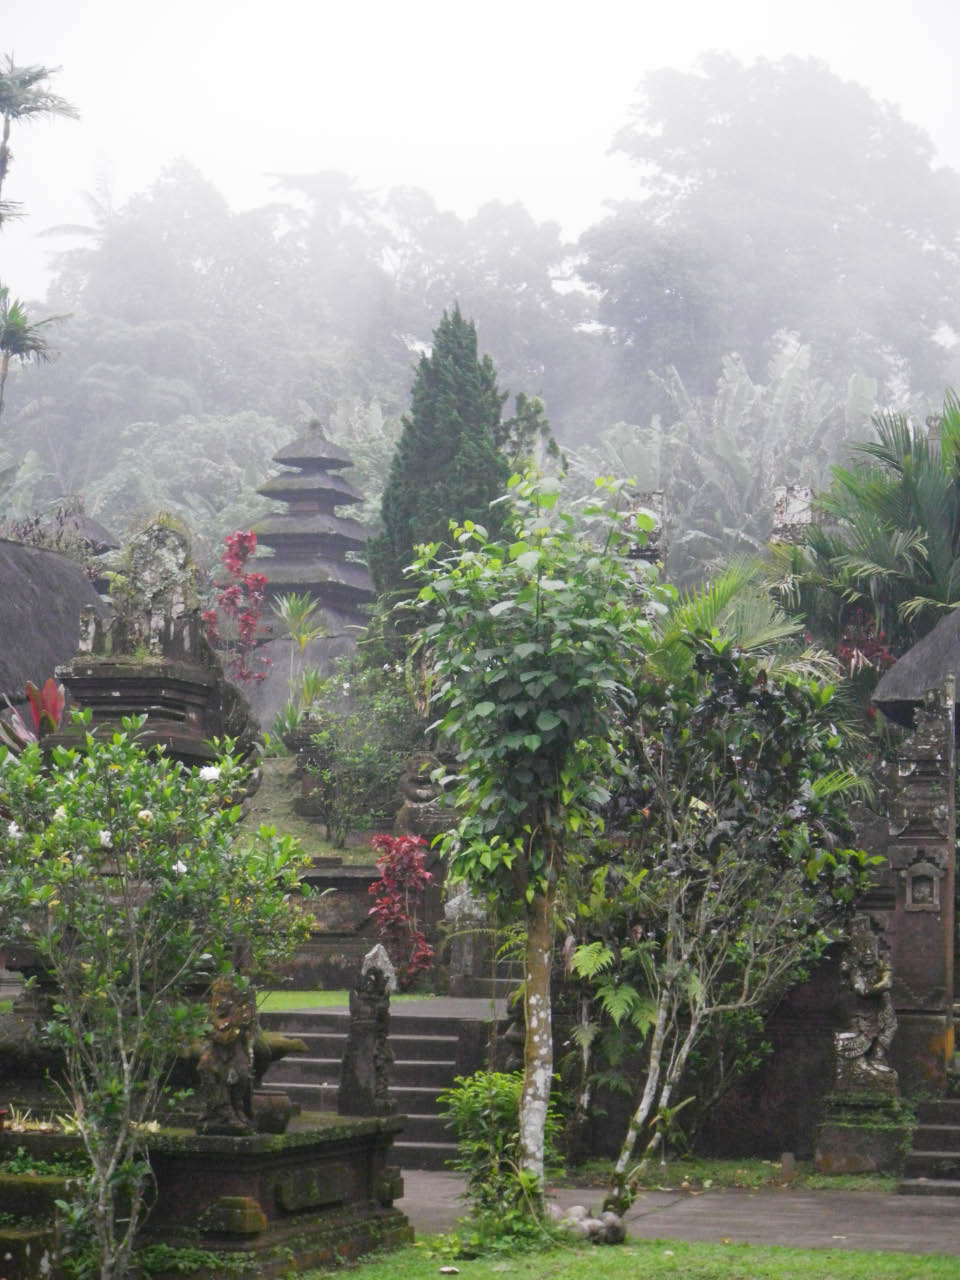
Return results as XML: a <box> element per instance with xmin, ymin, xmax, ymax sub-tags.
<box><xmin>519</xmin><ymin>884</ymin><xmax>556</xmax><ymax>1191</ymax></box>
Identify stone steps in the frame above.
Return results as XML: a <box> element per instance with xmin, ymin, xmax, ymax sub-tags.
<box><xmin>899</xmin><ymin>1100</ymin><xmax>960</xmax><ymax>1195</ymax></box>
<box><xmin>900</xmin><ymin>1177</ymin><xmax>960</xmax><ymax>1196</ymax></box>
<box><xmin>261</xmin><ymin>1002</ymin><xmax>503</xmax><ymax>1171</ymax></box>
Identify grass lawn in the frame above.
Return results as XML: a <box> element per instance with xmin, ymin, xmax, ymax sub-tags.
<box><xmin>559</xmin><ymin>1155</ymin><xmax>897</xmax><ymax>1194</ymax></box>
<box><xmin>258</xmin><ymin>989</ymin><xmax>433</xmax><ymax>1011</ymax></box>
<box><xmin>301</xmin><ymin>1238</ymin><xmax>960</xmax><ymax>1279</ymax></box>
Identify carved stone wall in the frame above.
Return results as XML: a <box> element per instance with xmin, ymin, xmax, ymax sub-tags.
<box><xmin>879</xmin><ymin>678</ymin><xmax>956</xmax><ymax>1093</ymax></box>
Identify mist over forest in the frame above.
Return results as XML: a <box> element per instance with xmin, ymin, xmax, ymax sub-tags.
<box><xmin>3</xmin><ymin>48</ymin><xmax>960</xmax><ymax>584</ymax></box>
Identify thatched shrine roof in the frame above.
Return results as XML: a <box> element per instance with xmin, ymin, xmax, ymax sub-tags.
<box><xmin>0</xmin><ymin>538</ymin><xmax>108</xmax><ymax>707</ymax></box>
<box><xmin>257</xmin><ymin>470</ymin><xmax>362</xmax><ymax>505</ymax></box>
<box><xmin>872</xmin><ymin>609</ymin><xmax>960</xmax><ymax>728</ymax></box>
<box><xmin>272</xmin><ymin>432</ymin><xmax>355</xmax><ymax>470</ymax></box>
<box><xmin>259</xmin><ymin>554</ymin><xmax>373</xmax><ymax>598</ymax></box>
<box><xmin>253</xmin><ymin>510</ymin><xmax>369</xmax><ymax>546</ymax></box>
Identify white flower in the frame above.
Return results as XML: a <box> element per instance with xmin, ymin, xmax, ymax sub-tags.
<box><xmin>53</xmin><ymin>805</ymin><xmax>67</xmax><ymax>821</ymax></box>
<box><xmin>342</xmin><ymin>682</ymin><xmax>351</xmax><ymax>692</ymax></box>
<box><xmin>198</xmin><ymin>765</ymin><xmax>221</xmax><ymax>782</ymax></box>
<box><xmin>7</xmin><ymin>820</ymin><xmax>23</xmax><ymax>840</ymax></box>
<box><xmin>137</xmin><ymin>809</ymin><xmax>153</xmax><ymax>823</ymax></box>
<box><xmin>99</xmin><ymin>830</ymin><xmax>113</xmax><ymax>848</ymax></box>
<box><xmin>172</xmin><ymin>859</ymin><xmax>187</xmax><ymax>875</ymax></box>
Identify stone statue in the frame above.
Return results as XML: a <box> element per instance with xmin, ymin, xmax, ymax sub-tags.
<box><xmin>337</xmin><ymin>947</ymin><xmax>396</xmax><ymax>1116</ymax></box>
<box><xmin>394</xmin><ymin>752</ymin><xmax>453</xmax><ymax>838</ymax></box>
<box><xmin>834</xmin><ymin>914</ymin><xmax>898</xmax><ymax>1094</ymax></box>
<box><xmin>197</xmin><ymin>979</ymin><xmax>256</xmax><ymax>1134</ymax></box>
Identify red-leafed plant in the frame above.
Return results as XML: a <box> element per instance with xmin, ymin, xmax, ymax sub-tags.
<box><xmin>0</xmin><ymin>677</ymin><xmax>66</xmax><ymax>754</ymax></box>
<box><xmin>834</xmin><ymin>608</ymin><xmax>896</xmax><ymax>677</ymax></box>
<box><xmin>368</xmin><ymin>833</ymin><xmax>435</xmax><ymax>988</ymax></box>
<box><xmin>202</xmin><ymin>530</ymin><xmax>271</xmax><ymax>684</ymax></box>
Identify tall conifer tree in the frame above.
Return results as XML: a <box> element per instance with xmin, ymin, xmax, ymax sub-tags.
<box><xmin>368</xmin><ymin>306</ymin><xmax>509</xmax><ymax>595</ymax></box>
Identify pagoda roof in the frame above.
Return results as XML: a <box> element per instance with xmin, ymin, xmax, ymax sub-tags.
<box><xmin>257</xmin><ymin>470</ymin><xmax>362</xmax><ymax>504</ymax></box>
<box><xmin>253</xmin><ymin>511</ymin><xmax>369</xmax><ymax>544</ymax></box>
<box><xmin>872</xmin><ymin>608</ymin><xmax>960</xmax><ymax>728</ymax></box>
<box><xmin>272</xmin><ymin>431</ymin><xmax>355</xmax><ymax>471</ymax></box>
<box><xmin>262</xmin><ymin>555</ymin><xmax>374</xmax><ymax>601</ymax></box>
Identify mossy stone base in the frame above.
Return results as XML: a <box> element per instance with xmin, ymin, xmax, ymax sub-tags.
<box><xmin>143</xmin><ymin>1204</ymin><xmax>412</xmax><ymax>1279</ymax></box>
<box><xmin>814</xmin><ymin>1092</ymin><xmax>913</xmax><ymax>1174</ymax></box>
<box><xmin>142</xmin><ymin>1113</ymin><xmax>410</xmax><ymax>1276</ymax></box>
<box><xmin>0</xmin><ymin>1226</ymin><xmax>58</xmax><ymax>1280</ymax></box>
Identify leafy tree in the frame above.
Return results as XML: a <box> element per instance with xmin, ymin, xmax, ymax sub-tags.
<box><xmin>368</xmin><ymin>306</ymin><xmax>510</xmax><ymax>595</ymax></box>
<box><xmin>0</xmin><ymin>713</ymin><xmax>311</xmax><ymax>1280</ymax></box>
<box><xmin>567</xmin><ymin>636</ymin><xmax>872</xmax><ymax>1210</ymax></box>
<box><xmin>293</xmin><ymin>659</ymin><xmax>426</xmax><ymax>847</ymax></box>
<box><xmin>412</xmin><ymin>474</ymin><xmax>661</xmax><ymax>1190</ymax></box>
<box><xmin>581</xmin><ymin>54</ymin><xmax>960</xmax><ymax>421</ymax></box>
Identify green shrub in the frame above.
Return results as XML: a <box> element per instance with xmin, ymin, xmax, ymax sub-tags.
<box><xmin>296</xmin><ymin>660</ymin><xmax>426</xmax><ymax>847</ymax></box>
<box><xmin>437</xmin><ymin>1070</ymin><xmax>563</xmax><ymax>1251</ymax></box>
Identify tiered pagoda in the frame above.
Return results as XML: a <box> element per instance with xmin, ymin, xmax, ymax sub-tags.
<box><xmin>254</xmin><ymin>426</ymin><xmax>375</xmax><ymax>622</ymax></box>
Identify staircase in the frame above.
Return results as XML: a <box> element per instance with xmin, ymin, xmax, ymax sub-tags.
<box><xmin>261</xmin><ymin>999</ymin><xmax>506</xmax><ymax>1171</ymax></box>
<box><xmin>899</xmin><ymin>1100</ymin><xmax>960</xmax><ymax>1194</ymax></box>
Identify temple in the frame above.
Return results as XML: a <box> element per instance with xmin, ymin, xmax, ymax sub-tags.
<box><xmin>254</xmin><ymin>425</ymin><xmax>375</xmax><ymax>625</ymax></box>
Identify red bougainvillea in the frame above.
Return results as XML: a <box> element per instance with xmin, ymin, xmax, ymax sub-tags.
<box><xmin>368</xmin><ymin>833</ymin><xmax>435</xmax><ymax>988</ymax></box>
<box><xmin>202</xmin><ymin>530</ymin><xmax>271</xmax><ymax>684</ymax></box>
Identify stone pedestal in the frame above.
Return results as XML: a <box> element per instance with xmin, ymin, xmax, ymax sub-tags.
<box><xmin>814</xmin><ymin>1093</ymin><xmax>912</xmax><ymax>1174</ymax></box>
<box><xmin>144</xmin><ymin>1116</ymin><xmax>410</xmax><ymax>1275</ymax></box>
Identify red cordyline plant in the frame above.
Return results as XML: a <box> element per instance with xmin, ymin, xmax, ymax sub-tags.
<box><xmin>368</xmin><ymin>833</ymin><xmax>435</xmax><ymax>988</ymax></box>
<box><xmin>0</xmin><ymin>677</ymin><xmax>66</xmax><ymax>754</ymax></box>
<box><xmin>833</xmin><ymin>608</ymin><xmax>897</xmax><ymax>677</ymax></box>
<box><xmin>202</xmin><ymin>531</ymin><xmax>272</xmax><ymax>684</ymax></box>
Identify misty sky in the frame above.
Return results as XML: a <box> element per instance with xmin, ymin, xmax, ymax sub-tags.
<box><xmin>4</xmin><ymin>0</ymin><xmax>960</xmax><ymax>300</ymax></box>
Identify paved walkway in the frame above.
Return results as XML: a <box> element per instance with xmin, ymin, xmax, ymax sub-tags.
<box><xmin>397</xmin><ymin>1170</ymin><xmax>960</xmax><ymax>1256</ymax></box>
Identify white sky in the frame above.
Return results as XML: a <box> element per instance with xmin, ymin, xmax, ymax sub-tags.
<box><xmin>3</xmin><ymin>0</ymin><xmax>959</xmax><ymax>299</ymax></box>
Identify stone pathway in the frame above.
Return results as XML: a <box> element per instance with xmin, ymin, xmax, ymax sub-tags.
<box><xmin>397</xmin><ymin>1170</ymin><xmax>960</xmax><ymax>1256</ymax></box>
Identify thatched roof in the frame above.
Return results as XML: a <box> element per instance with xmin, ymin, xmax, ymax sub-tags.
<box><xmin>872</xmin><ymin>609</ymin><xmax>960</xmax><ymax>728</ymax></box>
<box><xmin>253</xmin><ymin>510</ymin><xmax>369</xmax><ymax>547</ymax></box>
<box><xmin>256</xmin><ymin>470</ymin><xmax>362</xmax><ymax>505</ymax></box>
<box><xmin>272</xmin><ymin>432</ymin><xmax>354</xmax><ymax>470</ymax></box>
<box><xmin>0</xmin><ymin>539</ymin><xmax>108</xmax><ymax>707</ymax></box>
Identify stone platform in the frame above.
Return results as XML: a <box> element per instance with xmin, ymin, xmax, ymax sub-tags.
<box><xmin>143</xmin><ymin>1113</ymin><xmax>411</xmax><ymax>1275</ymax></box>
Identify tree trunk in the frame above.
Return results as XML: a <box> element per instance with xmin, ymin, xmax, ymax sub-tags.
<box><xmin>519</xmin><ymin>881</ymin><xmax>556</xmax><ymax>1191</ymax></box>
<box><xmin>606</xmin><ymin>990</ymin><xmax>672</xmax><ymax>1211</ymax></box>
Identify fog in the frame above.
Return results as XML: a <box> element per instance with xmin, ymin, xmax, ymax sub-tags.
<box><xmin>2</xmin><ymin>0</ymin><xmax>960</xmax><ymax>586</ymax></box>
<box><xmin>5</xmin><ymin>0</ymin><xmax>959</xmax><ymax>296</ymax></box>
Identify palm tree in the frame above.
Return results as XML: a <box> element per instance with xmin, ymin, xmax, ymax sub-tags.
<box><xmin>0</xmin><ymin>54</ymin><xmax>78</xmax><ymax>224</ymax></box>
<box><xmin>0</xmin><ymin>286</ymin><xmax>63</xmax><ymax>416</ymax></box>
<box><xmin>649</xmin><ymin>557</ymin><xmax>839</xmax><ymax>685</ymax></box>
<box><xmin>768</xmin><ymin>392</ymin><xmax>960</xmax><ymax>657</ymax></box>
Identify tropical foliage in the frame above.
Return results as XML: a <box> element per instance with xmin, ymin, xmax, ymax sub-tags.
<box><xmin>0</xmin><ymin>712</ymin><xmax>311</xmax><ymax>1280</ymax></box>
<box><xmin>564</xmin><ymin>334</ymin><xmax>876</xmax><ymax>584</ymax></box>
<box><xmin>566</xmin><ymin>636</ymin><xmax>872</xmax><ymax>1210</ymax></box>
<box><xmin>769</xmin><ymin>390</ymin><xmax>960</xmax><ymax>657</ymax></box>
<box><xmin>413</xmin><ymin>474</ymin><xmax>663</xmax><ymax>1190</ymax></box>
